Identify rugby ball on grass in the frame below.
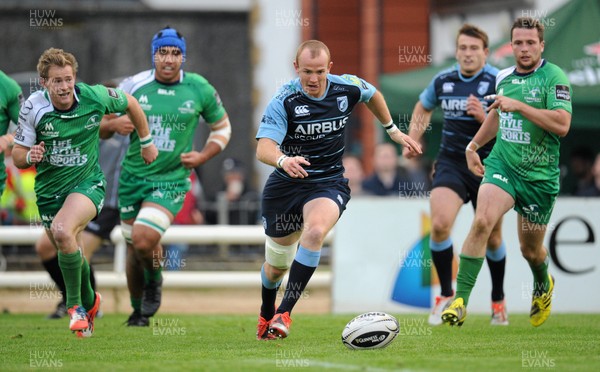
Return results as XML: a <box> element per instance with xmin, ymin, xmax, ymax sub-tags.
<box><xmin>341</xmin><ymin>312</ymin><xmax>399</xmax><ymax>350</ymax></box>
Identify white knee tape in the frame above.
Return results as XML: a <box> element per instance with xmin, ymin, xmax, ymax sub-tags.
<box><xmin>265</xmin><ymin>237</ymin><xmax>298</xmax><ymax>270</ymax></box>
<box><xmin>121</xmin><ymin>223</ymin><xmax>133</xmax><ymax>244</ymax></box>
<box><xmin>133</xmin><ymin>207</ymin><xmax>172</xmax><ymax>236</ymax></box>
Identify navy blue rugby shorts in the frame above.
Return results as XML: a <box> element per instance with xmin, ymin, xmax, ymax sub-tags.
<box><xmin>261</xmin><ymin>173</ymin><xmax>351</xmax><ymax>237</ymax></box>
<box><xmin>431</xmin><ymin>156</ymin><xmax>483</xmax><ymax>209</ymax></box>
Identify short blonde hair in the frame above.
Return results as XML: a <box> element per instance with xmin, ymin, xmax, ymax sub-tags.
<box><xmin>37</xmin><ymin>48</ymin><xmax>78</xmax><ymax>79</ymax></box>
<box><xmin>295</xmin><ymin>40</ymin><xmax>331</xmax><ymax>64</ymax></box>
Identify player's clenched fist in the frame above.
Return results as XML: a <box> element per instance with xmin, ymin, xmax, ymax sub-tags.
<box><xmin>27</xmin><ymin>141</ymin><xmax>46</xmax><ymax>164</ymax></box>
<box><xmin>141</xmin><ymin>143</ymin><xmax>158</xmax><ymax>165</ymax></box>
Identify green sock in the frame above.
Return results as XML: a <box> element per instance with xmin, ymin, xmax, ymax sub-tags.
<box><xmin>455</xmin><ymin>254</ymin><xmax>485</xmax><ymax>306</ymax></box>
<box><xmin>58</xmin><ymin>250</ymin><xmax>82</xmax><ymax>309</ymax></box>
<box><xmin>144</xmin><ymin>266</ymin><xmax>163</xmax><ymax>284</ymax></box>
<box><xmin>529</xmin><ymin>255</ymin><xmax>550</xmax><ymax>296</ymax></box>
<box><xmin>131</xmin><ymin>297</ymin><xmax>142</xmax><ymax>312</ymax></box>
<box><xmin>80</xmin><ymin>258</ymin><xmax>95</xmax><ymax>310</ymax></box>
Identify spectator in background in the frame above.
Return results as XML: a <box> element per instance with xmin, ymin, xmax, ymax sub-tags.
<box><xmin>342</xmin><ymin>155</ymin><xmax>365</xmax><ymax>196</ymax></box>
<box><xmin>362</xmin><ymin>143</ymin><xmax>410</xmax><ymax>196</ymax></box>
<box><xmin>400</xmin><ymin>137</ymin><xmax>433</xmax><ymax>193</ymax></box>
<box><xmin>205</xmin><ymin>158</ymin><xmax>260</xmax><ymax>225</ymax></box>
<box><xmin>569</xmin><ymin>146</ymin><xmax>595</xmax><ymax>196</ymax></box>
<box><xmin>222</xmin><ymin>158</ymin><xmax>260</xmax><ymax>225</ymax></box>
<box><xmin>577</xmin><ymin>152</ymin><xmax>600</xmax><ymax>197</ymax></box>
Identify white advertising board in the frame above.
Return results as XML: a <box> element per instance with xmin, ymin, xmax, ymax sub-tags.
<box><xmin>332</xmin><ymin>197</ymin><xmax>600</xmax><ymax>314</ymax></box>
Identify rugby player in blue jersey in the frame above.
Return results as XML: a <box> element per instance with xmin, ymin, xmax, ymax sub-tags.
<box><xmin>402</xmin><ymin>24</ymin><xmax>508</xmax><ymax>325</ymax></box>
<box><xmin>255</xmin><ymin>40</ymin><xmax>422</xmax><ymax>340</ymax></box>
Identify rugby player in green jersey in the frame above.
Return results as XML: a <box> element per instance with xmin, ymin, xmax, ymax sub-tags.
<box><xmin>12</xmin><ymin>48</ymin><xmax>157</xmax><ymax>336</ymax></box>
<box><xmin>442</xmin><ymin>17</ymin><xmax>572</xmax><ymax>327</ymax></box>
<box><xmin>0</xmin><ymin>70</ymin><xmax>24</xmax><ymax>195</ymax></box>
<box><xmin>104</xmin><ymin>27</ymin><xmax>232</xmax><ymax>326</ymax></box>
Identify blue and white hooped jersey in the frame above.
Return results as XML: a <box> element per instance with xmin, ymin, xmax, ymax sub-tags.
<box><xmin>257</xmin><ymin>74</ymin><xmax>376</xmax><ymax>182</ymax></box>
<box><xmin>419</xmin><ymin>63</ymin><xmax>498</xmax><ymax>160</ymax></box>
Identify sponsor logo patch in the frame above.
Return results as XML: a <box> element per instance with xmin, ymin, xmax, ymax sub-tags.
<box><xmin>337</xmin><ymin>96</ymin><xmax>348</xmax><ymax>112</ymax></box>
<box><xmin>555</xmin><ymin>85</ymin><xmax>570</xmax><ymax>101</ymax></box>
<box><xmin>107</xmin><ymin>87</ymin><xmax>119</xmax><ymax>99</ymax></box>
<box><xmin>477</xmin><ymin>81</ymin><xmax>490</xmax><ymax>96</ymax></box>
<box><xmin>84</xmin><ymin>115</ymin><xmax>101</xmax><ymax>130</ymax></box>
<box><xmin>294</xmin><ymin>105</ymin><xmax>310</xmax><ymax>117</ymax></box>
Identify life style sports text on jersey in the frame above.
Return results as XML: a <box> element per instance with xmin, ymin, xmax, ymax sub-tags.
<box><xmin>257</xmin><ymin>74</ymin><xmax>376</xmax><ymax>182</ymax></box>
<box><xmin>490</xmin><ymin>60</ymin><xmax>572</xmax><ymax>182</ymax></box>
<box><xmin>13</xmin><ymin>84</ymin><xmax>128</xmax><ymax>198</ymax></box>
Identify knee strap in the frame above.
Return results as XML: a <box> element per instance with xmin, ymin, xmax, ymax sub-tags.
<box><xmin>133</xmin><ymin>207</ymin><xmax>172</xmax><ymax>236</ymax></box>
<box><xmin>265</xmin><ymin>237</ymin><xmax>298</xmax><ymax>270</ymax></box>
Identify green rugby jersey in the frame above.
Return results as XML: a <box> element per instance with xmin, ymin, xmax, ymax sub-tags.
<box><xmin>119</xmin><ymin>70</ymin><xmax>227</xmax><ymax>181</ymax></box>
<box><xmin>489</xmin><ymin>60</ymin><xmax>572</xmax><ymax>183</ymax></box>
<box><xmin>0</xmin><ymin>70</ymin><xmax>24</xmax><ymax>189</ymax></box>
<box><xmin>14</xmin><ymin>83</ymin><xmax>128</xmax><ymax>198</ymax></box>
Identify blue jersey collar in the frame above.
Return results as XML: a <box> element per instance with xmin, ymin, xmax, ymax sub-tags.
<box><xmin>298</xmin><ymin>76</ymin><xmax>331</xmax><ymax>101</ymax></box>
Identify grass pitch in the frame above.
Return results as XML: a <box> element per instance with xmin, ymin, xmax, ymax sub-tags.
<box><xmin>1</xmin><ymin>313</ymin><xmax>599</xmax><ymax>371</ymax></box>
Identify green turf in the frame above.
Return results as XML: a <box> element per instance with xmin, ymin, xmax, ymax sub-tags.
<box><xmin>1</xmin><ymin>313</ymin><xmax>599</xmax><ymax>371</ymax></box>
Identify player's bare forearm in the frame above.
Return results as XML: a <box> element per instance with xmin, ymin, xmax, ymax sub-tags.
<box><xmin>125</xmin><ymin>94</ymin><xmax>151</xmax><ymax>138</ymax></box>
<box><xmin>100</xmin><ymin>113</ymin><xmax>133</xmax><ymax>139</ymax></box>
<box><xmin>472</xmin><ymin>109</ymin><xmax>500</xmax><ymax>147</ymax></box>
<box><xmin>489</xmin><ymin>96</ymin><xmax>571</xmax><ymax>137</ymax></box>
<box><xmin>256</xmin><ymin>138</ymin><xmax>282</xmax><ymax>167</ymax></box>
<box><xmin>12</xmin><ymin>143</ymin><xmax>45</xmax><ymax>169</ymax></box>
<box><xmin>256</xmin><ymin>137</ymin><xmax>310</xmax><ymax>178</ymax></box>
<box><xmin>407</xmin><ymin>101</ymin><xmax>433</xmax><ymax>141</ymax></box>
<box><xmin>180</xmin><ymin>142</ymin><xmax>221</xmax><ymax>169</ymax></box>
<box><xmin>519</xmin><ymin>105</ymin><xmax>571</xmax><ymax>137</ymax></box>
<box><xmin>11</xmin><ymin>144</ymin><xmax>29</xmax><ymax>168</ymax></box>
<box><xmin>365</xmin><ymin>90</ymin><xmax>393</xmax><ymax>124</ymax></box>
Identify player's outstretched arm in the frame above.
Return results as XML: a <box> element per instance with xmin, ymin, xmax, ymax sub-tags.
<box><xmin>125</xmin><ymin>93</ymin><xmax>157</xmax><ymax>165</ymax></box>
<box><xmin>364</xmin><ymin>91</ymin><xmax>422</xmax><ymax>156</ymax></box>
<box><xmin>256</xmin><ymin>137</ymin><xmax>310</xmax><ymax>179</ymax></box>
<box><xmin>403</xmin><ymin>101</ymin><xmax>432</xmax><ymax>159</ymax></box>
<box><xmin>364</xmin><ymin>90</ymin><xmax>393</xmax><ymax>125</ymax></box>
<box><xmin>180</xmin><ymin>115</ymin><xmax>231</xmax><ymax>169</ymax></box>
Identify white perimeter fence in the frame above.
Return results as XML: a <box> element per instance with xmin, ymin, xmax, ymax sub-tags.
<box><xmin>0</xmin><ymin>226</ymin><xmax>333</xmax><ymax>288</ymax></box>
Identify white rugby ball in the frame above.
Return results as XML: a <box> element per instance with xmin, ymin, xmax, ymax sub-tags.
<box><xmin>341</xmin><ymin>312</ymin><xmax>399</xmax><ymax>350</ymax></box>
